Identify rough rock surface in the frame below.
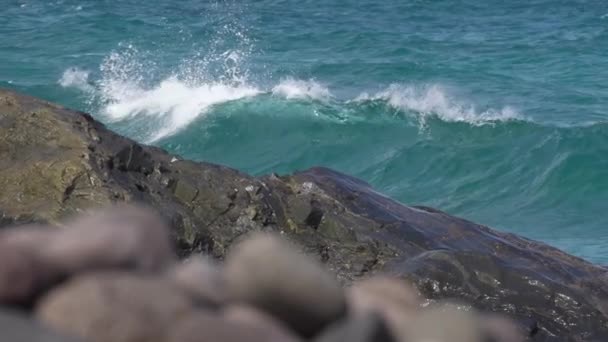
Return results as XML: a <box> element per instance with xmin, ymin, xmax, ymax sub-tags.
<box><xmin>1</xmin><ymin>88</ymin><xmax>607</xmax><ymax>340</ymax></box>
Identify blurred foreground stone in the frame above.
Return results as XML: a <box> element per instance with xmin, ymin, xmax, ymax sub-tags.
<box><xmin>1</xmin><ymin>88</ymin><xmax>608</xmax><ymax>340</ymax></box>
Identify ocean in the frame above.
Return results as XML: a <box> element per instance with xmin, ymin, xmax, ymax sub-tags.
<box><xmin>1</xmin><ymin>0</ymin><xmax>607</xmax><ymax>263</ymax></box>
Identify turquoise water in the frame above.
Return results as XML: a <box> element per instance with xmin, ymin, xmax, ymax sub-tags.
<box><xmin>2</xmin><ymin>0</ymin><xmax>607</xmax><ymax>263</ymax></box>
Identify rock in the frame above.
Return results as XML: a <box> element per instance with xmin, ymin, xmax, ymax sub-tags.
<box><xmin>1</xmin><ymin>88</ymin><xmax>608</xmax><ymax>340</ymax></box>
<box><xmin>313</xmin><ymin>312</ymin><xmax>396</xmax><ymax>342</ymax></box>
<box><xmin>223</xmin><ymin>305</ymin><xmax>302</xmax><ymax>342</ymax></box>
<box><xmin>0</xmin><ymin>308</ymin><xmax>81</xmax><ymax>342</ymax></box>
<box><xmin>0</xmin><ymin>225</ymin><xmax>59</xmax><ymax>305</ymax></box>
<box><xmin>46</xmin><ymin>205</ymin><xmax>175</xmax><ymax>273</ymax></box>
<box><xmin>168</xmin><ymin>310</ymin><xmax>300</xmax><ymax>342</ymax></box>
<box><xmin>404</xmin><ymin>303</ymin><xmax>484</xmax><ymax>342</ymax></box>
<box><xmin>224</xmin><ymin>233</ymin><xmax>346</xmax><ymax>337</ymax></box>
<box><xmin>480</xmin><ymin>314</ymin><xmax>527</xmax><ymax>342</ymax></box>
<box><xmin>166</xmin><ymin>257</ymin><xmax>226</xmax><ymax>307</ymax></box>
<box><xmin>347</xmin><ymin>276</ymin><xmax>419</xmax><ymax>340</ymax></box>
<box><xmin>36</xmin><ymin>272</ymin><xmax>193</xmax><ymax>342</ymax></box>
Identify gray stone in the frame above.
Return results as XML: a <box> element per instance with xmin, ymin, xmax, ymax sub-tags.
<box><xmin>223</xmin><ymin>305</ymin><xmax>302</xmax><ymax>342</ymax></box>
<box><xmin>0</xmin><ymin>226</ymin><xmax>58</xmax><ymax>305</ymax></box>
<box><xmin>313</xmin><ymin>313</ymin><xmax>396</xmax><ymax>342</ymax></box>
<box><xmin>347</xmin><ymin>276</ymin><xmax>420</xmax><ymax>341</ymax></box>
<box><xmin>166</xmin><ymin>257</ymin><xmax>226</xmax><ymax>307</ymax></box>
<box><xmin>168</xmin><ymin>310</ymin><xmax>299</xmax><ymax>342</ymax></box>
<box><xmin>224</xmin><ymin>233</ymin><xmax>346</xmax><ymax>337</ymax></box>
<box><xmin>36</xmin><ymin>272</ymin><xmax>193</xmax><ymax>342</ymax></box>
<box><xmin>0</xmin><ymin>308</ymin><xmax>80</xmax><ymax>342</ymax></box>
<box><xmin>46</xmin><ymin>205</ymin><xmax>176</xmax><ymax>273</ymax></box>
<box><xmin>405</xmin><ymin>303</ymin><xmax>484</xmax><ymax>342</ymax></box>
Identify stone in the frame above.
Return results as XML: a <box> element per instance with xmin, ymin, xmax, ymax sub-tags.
<box><xmin>224</xmin><ymin>233</ymin><xmax>346</xmax><ymax>337</ymax></box>
<box><xmin>404</xmin><ymin>303</ymin><xmax>484</xmax><ymax>342</ymax></box>
<box><xmin>313</xmin><ymin>312</ymin><xmax>396</xmax><ymax>342</ymax></box>
<box><xmin>36</xmin><ymin>272</ymin><xmax>193</xmax><ymax>342</ymax></box>
<box><xmin>223</xmin><ymin>305</ymin><xmax>302</xmax><ymax>342</ymax></box>
<box><xmin>481</xmin><ymin>314</ymin><xmax>527</xmax><ymax>342</ymax></box>
<box><xmin>166</xmin><ymin>257</ymin><xmax>226</xmax><ymax>307</ymax></box>
<box><xmin>168</xmin><ymin>310</ymin><xmax>300</xmax><ymax>342</ymax></box>
<box><xmin>0</xmin><ymin>225</ymin><xmax>58</xmax><ymax>305</ymax></box>
<box><xmin>0</xmin><ymin>308</ymin><xmax>81</xmax><ymax>342</ymax></box>
<box><xmin>45</xmin><ymin>205</ymin><xmax>176</xmax><ymax>274</ymax></box>
<box><xmin>347</xmin><ymin>276</ymin><xmax>420</xmax><ymax>340</ymax></box>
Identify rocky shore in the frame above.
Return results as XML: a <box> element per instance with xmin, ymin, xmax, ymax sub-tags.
<box><xmin>1</xmin><ymin>88</ymin><xmax>607</xmax><ymax>341</ymax></box>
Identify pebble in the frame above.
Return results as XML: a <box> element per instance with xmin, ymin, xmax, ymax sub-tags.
<box><xmin>224</xmin><ymin>233</ymin><xmax>346</xmax><ymax>337</ymax></box>
<box><xmin>313</xmin><ymin>312</ymin><xmax>396</xmax><ymax>342</ymax></box>
<box><xmin>36</xmin><ymin>272</ymin><xmax>193</xmax><ymax>342</ymax></box>
<box><xmin>45</xmin><ymin>205</ymin><xmax>176</xmax><ymax>273</ymax></box>
<box><xmin>166</xmin><ymin>257</ymin><xmax>226</xmax><ymax>307</ymax></box>
<box><xmin>168</xmin><ymin>310</ymin><xmax>299</xmax><ymax>342</ymax></box>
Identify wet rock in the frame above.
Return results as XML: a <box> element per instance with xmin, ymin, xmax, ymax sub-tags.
<box><xmin>0</xmin><ymin>308</ymin><xmax>80</xmax><ymax>342</ymax></box>
<box><xmin>36</xmin><ymin>272</ymin><xmax>193</xmax><ymax>342</ymax></box>
<box><xmin>46</xmin><ymin>205</ymin><xmax>176</xmax><ymax>274</ymax></box>
<box><xmin>224</xmin><ymin>233</ymin><xmax>346</xmax><ymax>337</ymax></box>
<box><xmin>313</xmin><ymin>312</ymin><xmax>395</xmax><ymax>342</ymax></box>
<box><xmin>168</xmin><ymin>310</ymin><xmax>299</xmax><ymax>342</ymax></box>
<box><xmin>166</xmin><ymin>257</ymin><xmax>226</xmax><ymax>307</ymax></box>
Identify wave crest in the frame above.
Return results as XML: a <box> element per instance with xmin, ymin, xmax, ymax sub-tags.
<box><xmin>356</xmin><ymin>84</ymin><xmax>522</xmax><ymax>125</ymax></box>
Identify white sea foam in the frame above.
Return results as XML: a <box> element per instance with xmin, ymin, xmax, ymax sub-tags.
<box><xmin>356</xmin><ymin>84</ymin><xmax>521</xmax><ymax>125</ymax></box>
<box><xmin>271</xmin><ymin>78</ymin><xmax>332</xmax><ymax>100</ymax></box>
<box><xmin>101</xmin><ymin>77</ymin><xmax>260</xmax><ymax>141</ymax></box>
<box><xmin>58</xmin><ymin>67</ymin><xmax>94</xmax><ymax>93</ymax></box>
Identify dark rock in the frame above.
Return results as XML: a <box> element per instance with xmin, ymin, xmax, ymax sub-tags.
<box><xmin>168</xmin><ymin>310</ymin><xmax>300</xmax><ymax>342</ymax></box>
<box><xmin>223</xmin><ymin>233</ymin><xmax>346</xmax><ymax>337</ymax></box>
<box><xmin>0</xmin><ymin>308</ymin><xmax>80</xmax><ymax>342</ymax></box>
<box><xmin>166</xmin><ymin>257</ymin><xmax>226</xmax><ymax>307</ymax></box>
<box><xmin>313</xmin><ymin>312</ymin><xmax>396</xmax><ymax>342</ymax></box>
<box><xmin>36</xmin><ymin>272</ymin><xmax>193</xmax><ymax>342</ymax></box>
<box><xmin>1</xmin><ymin>88</ymin><xmax>607</xmax><ymax>340</ymax></box>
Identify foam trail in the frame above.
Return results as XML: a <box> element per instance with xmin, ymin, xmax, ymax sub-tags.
<box><xmin>58</xmin><ymin>67</ymin><xmax>94</xmax><ymax>93</ymax></box>
<box><xmin>101</xmin><ymin>77</ymin><xmax>260</xmax><ymax>141</ymax></box>
<box><xmin>356</xmin><ymin>84</ymin><xmax>521</xmax><ymax>125</ymax></box>
<box><xmin>272</xmin><ymin>78</ymin><xmax>332</xmax><ymax>100</ymax></box>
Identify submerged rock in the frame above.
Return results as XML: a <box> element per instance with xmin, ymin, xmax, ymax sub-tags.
<box><xmin>1</xmin><ymin>88</ymin><xmax>607</xmax><ymax>340</ymax></box>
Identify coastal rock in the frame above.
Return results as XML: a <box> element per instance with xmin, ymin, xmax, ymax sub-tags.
<box><xmin>167</xmin><ymin>310</ymin><xmax>300</xmax><ymax>342</ymax></box>
<box><xmin>224</xmin><ymin>233</ymin><xmax>346</xmax><ymax>337</ymax></box>
<box><xmin>166</xmin><ymin>257</ymin><xmax>226</xmax><ymax>307</ymax></box>
<box><xmin>0</xmin><ymin>308</ymin><xmax>80</xmax><ymax>342</ymax></box>
<box><xmin>1</xmin><ymin>88</ymin><xmax>607</xmax><ymax>340</ymax></box>
<box><xmin>36</xmin><ymin>272</ymin><xmax>193</xmax><ymax>342</ymax></box>
<box><xmin>313</xmin><ymin>312</ymin><xmax>396</xmax><ymax>342</ymax></box>
<box><xmin>47</xmin><ymin>205</ymin><xmax>175</xmax><ymax>273</ymax></box>
<box><xmin>0</xmin><ymin>226</ymin><xmax>59</xmax><ymax>305</ymax></box>
<box><xmin>347</xmin><ymin>277</ymin><xmax>419</xmax><ymax>340</ymax></box>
